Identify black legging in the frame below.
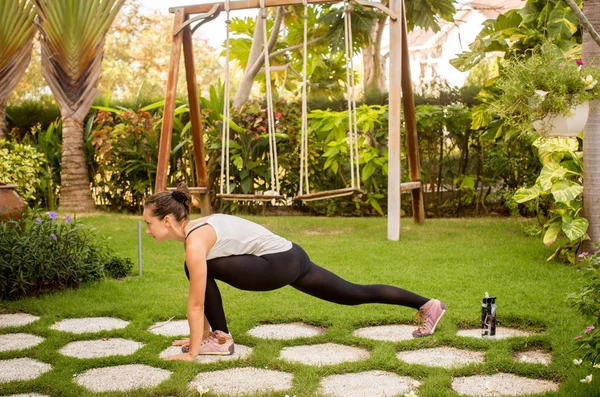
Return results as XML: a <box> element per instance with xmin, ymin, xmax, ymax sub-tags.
<box><xmin>184</xmin><ymin>243</ymin><xmax>429</xmax><ymax>333</ymax></box>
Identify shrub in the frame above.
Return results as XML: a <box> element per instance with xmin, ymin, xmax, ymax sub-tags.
<box><xmin>0</xmin><ymin>140</ymin><xmax>47</xmax><ymax>203</ymax></box>
<box><xmin>0</xmin><ymin>211</ymin><xmax>132</xmax><ymax>300</ymax></box>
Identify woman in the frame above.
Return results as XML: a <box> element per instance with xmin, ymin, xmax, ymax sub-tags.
<box><xmin>145</xmin><ymin>184</ymin><xmax>447</xmax><ymax>362</ymax></box>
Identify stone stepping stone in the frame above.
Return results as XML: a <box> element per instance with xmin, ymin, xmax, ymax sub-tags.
<box><xmin>397</xmin><ymin>346</ymin><xmax>485</xmax><ymax>368</ymax></box>
<box><xmin>52</xmin><ymin>317</ymin><xmax>129</xmax><ymax>334</ymax></box>
<box><xmin>59</xmin><ymin>338</ymin><xmax>144</xmax><ymax>359</ymax></box>
<box><xmin>452</xmin><ymin>373</ymin><xmax>559</xmax><ymax>395</ymax></box>
<box><xmin>0</xmin><ymin>358</ymin><xmax>52</xmax><ymax>383</ymax></box>
<box><xmin>280</xmin><ymin>343</ymin><xmax>370</xmax><ymax>366</ymax></box>
<box><xmin>74</xmin><ymin>364</ymin><xmax>171</xmax><ymax>392</ymax></box>
<box><xmin>457</xmin><ymin>327</ymin><xmax>537</xmax><ymax>339</ymax></box>
<box><xmin>353</xmin><ymin>324</ymin><xmax>416</xmax><ymax>342</ymax></box>
<box><xmin>0</xmin><ymin>333</ymin><xmax>44</xmax><ymax>352</ymax></box>
<box><xmin>160</xmin><ymin>344</ymin><xmax>252</xmax><ymax>363</ymax></box>
<box><xmin>320</xmin><ymin>370</ymin><xmax>419</xmax><ymax>397</ymax></box>
<box><xmin>513</xmin><ymin>349</ymin><xmax>551</xmax><ymax>365</ymax></box>
<box><xmin>0</xmin><ymin>314</ymin><xmax>39</xmax><ymax>329</ymax></box>
<box><xmin>190</xmin><ymin>367</ymin><xmax>293</xmax><ymax>396</ymax></box>
<box><xmin>248</xmin><ymin>322</ymin><xmax>325</xmax><ymax>340</ymax></box>
<box><xmin>148</xmin><ymin>319</ymin><xmax>189</xmax><ymax>336</ymax></box>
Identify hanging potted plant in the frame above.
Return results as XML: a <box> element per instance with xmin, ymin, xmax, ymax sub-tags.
<box><xmin>491</xmin><ymin>41</ymin><xmax>600</xmax><ymax>138</ymax></box>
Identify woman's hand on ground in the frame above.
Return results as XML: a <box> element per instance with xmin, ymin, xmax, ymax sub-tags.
<box><xmin>164</xmin><ymin>353</ymin><xmax>197</xmax><ymax>361</ymax></box>
<box><xmin>171</xmin><ymin>338</ymin><xmax>190</xmax><ymax>346</ymax></box>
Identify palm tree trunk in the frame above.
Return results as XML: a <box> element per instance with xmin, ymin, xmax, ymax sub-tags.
<box><xmin>59</xmin><ymin>117</ymin><xmax>95</xmax><ymax>211</ymax></box>
<box><xmin>583</xmin><ymin>0</ymin><xmax>600</xmax><ymax>251</ymax></box>
<box><xmin>0</xmin><ymin>101</ymin><xmax>6</xmax><ymax>139</ymax></box>
<box><xmin>232</xmin><ymin>7</ymin><xmax>284</xmax><ymax>109</ymax></box>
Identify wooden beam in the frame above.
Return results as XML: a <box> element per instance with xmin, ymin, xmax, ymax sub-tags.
<box><xmin>387</xmin><ymin>0</ymin><xmax>402</xmax><ymax>241</ymax></box>
<box><xmin>171</xmin><ymin>0</ymin><xmax>336</xmax><ymax>14</ymax></box>
<box><xmin>400</xmin><ymin>181</ymin><xmax>421</xmax><ymax>191</ymax></box>
<box><xmin>170</xmin><ymin>0</ymin><xmax>394</xmax><ymax>15</ymax></box>
<box><xmin>182</xmin><ymin>17</ymin><xmax>212</xmax><ymax>216</ymax></box>
<box><xmin>155</xmin><ymin>9</ymin><xmax>185</xmax><ymax>193</ymax></box>
<box><xmin>401</xmin><ymin>6</ymin><xmax>425</xmax><ymax>225</ymax></box>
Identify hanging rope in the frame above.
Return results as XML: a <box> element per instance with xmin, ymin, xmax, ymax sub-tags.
<box><xmin>346</xmin><ymin>2</ymin><xmax>361</xmax><ymax>188</ymax></box>
<box><xmin>260</xmin><ymin>0</ymin><xmax>280</xmax><ymax>195</ymax></box>
<box><xmin>343</xmin><ymin>1</ymin><xmax>361</xmax><ymax>190</ymax></box>
<box><xmin>299</xmin><ymin>0</ymin><xmax>309</xmax><ymax>196</ymax></box>
<box><xmin>220</xmin><ymin>0</ymin><xmax>231</xmax><ymax>195</ymax></box>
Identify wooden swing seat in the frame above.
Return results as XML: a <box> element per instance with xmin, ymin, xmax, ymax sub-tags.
<box><xmin>216</xmin><ymin>193</ymin><xmax>284</xmax><ymax>202</ymax></box>
<box><xmin>167</xmin><ymin>187</ymin><xmax>208</xmax><ymax>194</ymax></box>
<box><xmin>294</xmin><ymin>187</ymin><xmax>364</xmax><ymax>202</ymax></box>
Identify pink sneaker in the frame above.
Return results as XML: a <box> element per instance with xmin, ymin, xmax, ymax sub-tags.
<box><xmin>182</xmin><ymin>331</ymin><xmax>234</xmax><ymax>354</ymax></box>
<box><xmin>412</xmin><ymin>299</ymin><xmax>447</xmax><ymax>337</ymax></box>
<box><xmin>197</xmin><ymin>330</ymin><xmax>235</xmax><ymax>355</ymax></box>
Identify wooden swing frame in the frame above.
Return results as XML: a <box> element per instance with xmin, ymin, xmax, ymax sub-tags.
<box><xmin>155</xmin><ymin>0</ymin><xmax>425</xmax><ymax>240</ymax></box>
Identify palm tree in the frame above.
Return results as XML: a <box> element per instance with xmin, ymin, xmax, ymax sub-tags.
<box><xmin>35</xmin><ymin>0</ymin><xmax>124</xmax><ymax>211</ymax></box>
<box><xmin>0</xmin><ymin>0</ymin><xmax>35</xmax><ymax>139</ymax></box>
<box><xmin>582</xmin><ymin>0</ymin><xmax>600</xmax><ymax>250</ymax></box>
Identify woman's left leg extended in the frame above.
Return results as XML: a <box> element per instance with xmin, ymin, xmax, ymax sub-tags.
<box><xmin>288</xmin><ymin>244</ymin><xmax>429</xmax><ymax>310</ymax></box>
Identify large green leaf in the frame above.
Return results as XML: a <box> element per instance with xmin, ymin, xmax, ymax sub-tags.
<box><xmin>547</xmin><ymin>1</ymin><xmax>579</xmax><ymax>41</ymax></box>
<box><xmin>533</xmin><ymin>137</ymin><xmax>579</xmax><ymax>154</ymax></box>
<box><xmin>514</xmin><ymin>184</ymin><xmax>543</xmax><ymax>203</ymax></box>
<box><xmin>551</xmin><ymin>180</ymin><xmax>583</xmax><ymax>203</ymax></box>
<box><xmin>543</xmin><ymin>219</ymin><xmax>562</xmax><ymax>246</ymax></box>
<box><xmin>538</xmin><ymin>162</ymin><xmax>568</xmax><ymax>191</ymax></box>
<box><xmin>561</xmin><ymin>214</ymin><xmax>589</xmax><ymax>241</ymax></box>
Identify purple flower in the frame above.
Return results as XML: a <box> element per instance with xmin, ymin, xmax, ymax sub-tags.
<box><xmin>585</xmin><ymin>326</ymin><xmax>595</xmax><ymax>333</ymax></box>
<box><xmin>51</xmin><ymin>234</ymin><xmax>57</xmax><ymax>241</ymax></box>
<box><xmin>47</xmin><ymin>211</ymin><xmax>57</xmax><ymax>220</ymax></box>
<box><xmin>577</xmin><ymin>60</ymin><xmax>584</xmax><ymax>66</ymax></box>
<box><xmin>579</xmin><ymin>252</ymin><xmax>590</xmax><ymax>259</ymax></box>
<box><xmin>574</xmin><ymin>335</ymin><xmax>584</xmax><ymax>340</ymax></box>
<box><xmin>65</xmin><ymin>215</ymin><xmax>72</xmax><ymax>223</ymax></box>
<box><xmin>35</xmin><ymin>218</ymin><xmax>42</xmax><ymax>224</ymax></box>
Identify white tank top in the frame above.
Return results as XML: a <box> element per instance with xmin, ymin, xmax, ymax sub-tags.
<box><xmin>192</xmin><ymin>214</ymin><xmax>292</xmax><ymax>260</ymax></box>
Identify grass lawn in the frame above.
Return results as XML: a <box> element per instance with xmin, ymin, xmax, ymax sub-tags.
<box><xmin>0</xmin><ymin>215</ymin><xmax>597</xmax><ymax>396</ymax></box>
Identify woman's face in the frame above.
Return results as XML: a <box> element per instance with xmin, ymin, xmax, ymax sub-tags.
<box><xmin>143</xmin><ymin>207</ymin><xmax>171</xmax><ymax>243</ymax></box>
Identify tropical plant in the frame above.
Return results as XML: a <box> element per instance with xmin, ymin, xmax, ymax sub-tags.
<box><xmin>491</xmin><ymin>41</ymin><xmax>600</xmax><ymax>136</ymax></box>
<box><xmin>514</xmin><ymin>137</ymin><xmax>587</xmax><ymax>262</ymax></box>
<box><xmin>0</xmin><ymin>0</ymin><xmax>35</xmax><ymax>138</ymax></box>
<box><xmin>91</xmin><ymin>109</ymin><xmax>159</xmax><ymax>212</ymax></box>
<box><xmin>0</xmin><ymin>139</ymin><xmax>47</xmax><ymax>204</ymax></box>
<box><xmin>34</xmin><ymin>0</ymin><xmax>125</xmax><ymax>211</ymax></box>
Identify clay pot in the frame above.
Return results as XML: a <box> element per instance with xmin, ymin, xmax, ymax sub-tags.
<box><xmin>0</xmin><ymin>183</ymin><xmax>26</xmax><ymax>222</ymax></box>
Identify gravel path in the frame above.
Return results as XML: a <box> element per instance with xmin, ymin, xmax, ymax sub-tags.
<box><xmin>0</xmin><ymin>358</ymin><xmax>51</xmax><ymax>383</ymax></box>
<box><xmin>353</xmin><ymin>324</ymin><xmax>417</xmax><ymax>341</ymax></box>
<box><xmin>59</xmin><ymin>338</ymin><xmax>144</xmax><ymax>358</ymax></box>
<box><xmin>452</xmin><ymin>373</ymin><xmax>559</xmax><ymax>395</ymax></box>
<box><xmin>320</xmin><ymin>370</ymin><xmax>418</xmax><ymax>397</ymax></box>
<box><xmin>190</xmin><ymin>367</ymin><xmax>293</xmax><ymax>396</ymax></box>
<box><xmin>398</xmin><ymin>346</ymin><xmax>485</xmax><ymax>368</ymax></box>
<box><xmin>74</xmin><ymin>364</ymin><xmax>171</xmax><ymax>392</ymax></box>
<box><xmin>457</xmin><ymin>327</ymin><xmax>537</xmax><ymax>339</ymax></box>
<box><xmin>0</xmin><ymin>314</ymin><xmax>39</xmax><ymax>329</ymax></box>
<box><xmin>280</xmin><ymin>343</ymin><xmax>370</xmax><ymax>366</ymax></box>
<box><xmin>0</xmin><ymin>333</ymin><xmax>44</xmax><ymax>352</ymax></box>
<box><xmin>52</xmin><ymin>317</ymin><xmax>129</xmax><ymax>334</ymax></box>
<box><xmin>248</xmin><ymin>322</ymin><xmax>325</xmax><ymax>339</ymax></box>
